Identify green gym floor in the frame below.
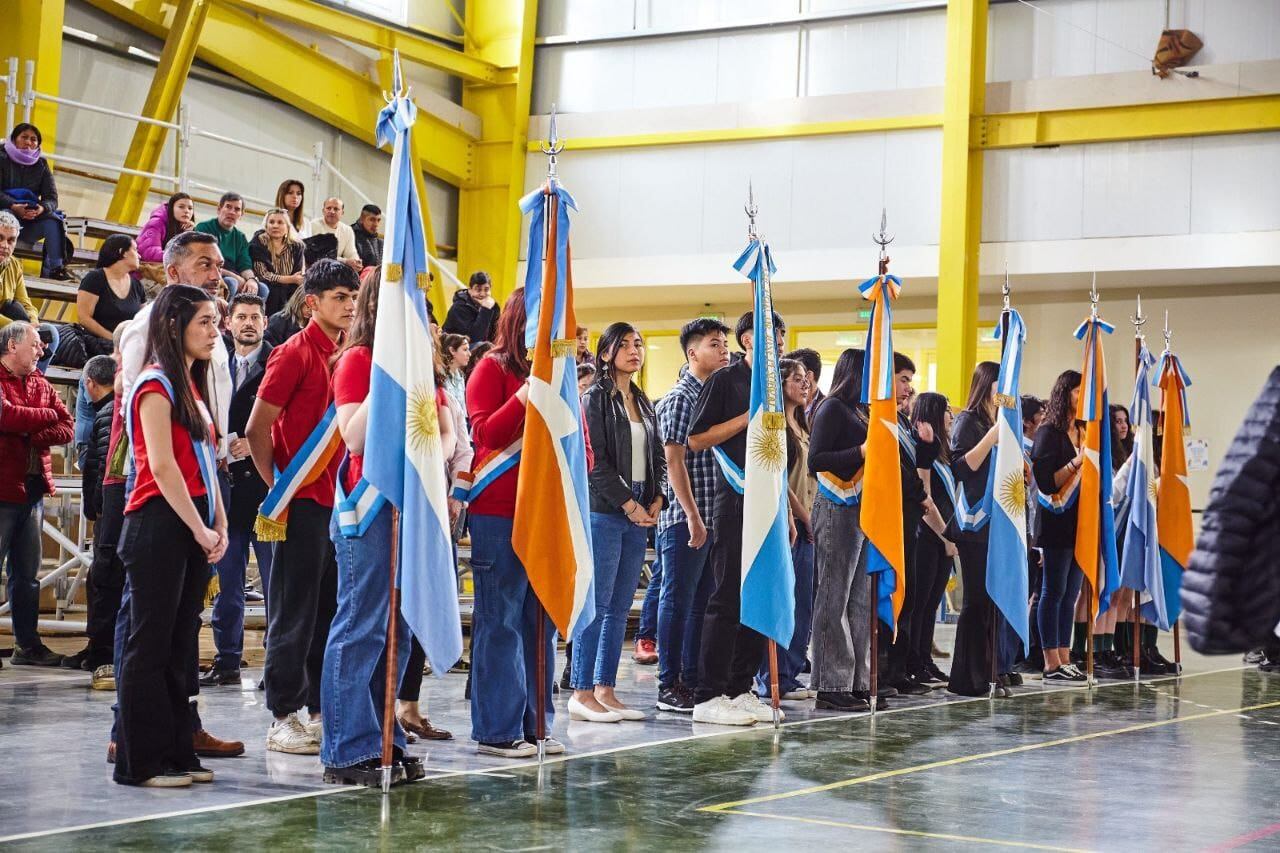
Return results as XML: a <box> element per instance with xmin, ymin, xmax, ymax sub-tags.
<box><xmin>2</xmin><ymin>632</ymin><xmax>1278</xmax><ymax>852</ymax></box>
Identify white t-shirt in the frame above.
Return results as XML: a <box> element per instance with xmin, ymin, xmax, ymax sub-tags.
<box><xmin>629</xmin><ymin>419</ymin><xmax>647</xmax><ymax>484</ymax></box>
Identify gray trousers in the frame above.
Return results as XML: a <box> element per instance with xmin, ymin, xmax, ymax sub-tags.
<box><xmin>810</xmin><ymin>495</ymin><xmax>871</xmax><ymax>693</ymax></box>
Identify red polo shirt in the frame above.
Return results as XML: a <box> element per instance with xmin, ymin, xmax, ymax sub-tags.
<box><xmin>257</xmin><ymin>320</ymin><xmax>344</xmax><ymax>508</ymax></box>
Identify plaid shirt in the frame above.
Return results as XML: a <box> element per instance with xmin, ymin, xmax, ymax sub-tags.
<box><xmin>658</xmin><ymin>368</ymin><xmax>717</xmax><ymax>533</ymax></box>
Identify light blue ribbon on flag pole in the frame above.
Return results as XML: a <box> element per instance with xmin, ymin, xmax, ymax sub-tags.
<box><xmin>1119</xmin><ymin>345</ymin><xmax>1170</xmax><ymax>628</ymax></box>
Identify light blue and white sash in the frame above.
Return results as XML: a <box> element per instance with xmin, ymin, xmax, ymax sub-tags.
<box><xmin>125</xmin><ymin>368</ymin><xmax>218</xmax><ymax>526</ymax></box>
<box><xmin>711</xmin><ymin>446</ymin><xmax>746</xmax><ymax>496</ymax></box>
<box><xmin>333</xmin><ymin>455</ymin><xmax>387</xmax><ymax>538</ymax></box>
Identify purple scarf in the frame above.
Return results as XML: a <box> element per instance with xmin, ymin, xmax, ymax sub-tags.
<box><xmin>3</xmin><ymin>140</ymin><xmax>42</xmax><ymax>167</ymax></box>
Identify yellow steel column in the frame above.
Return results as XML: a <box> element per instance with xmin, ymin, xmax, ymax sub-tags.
<box><xmin>3</xmin><ymin>0</ymin><xmax>65</xmax><ymax>147</ymax></box>
<box><xmin>457</xmin><ymin>0</ymin><xmax>538</xmax><ymax>302</ymax></box>
<box><xmin>935</xmin><ymin>0</ymin><xmax>989</xmax><ymax>404</ymax></box>
<box><xmin>106</xmin><ymin>0</ymin><xmax>209</xmax><ymax>225</ymax></box>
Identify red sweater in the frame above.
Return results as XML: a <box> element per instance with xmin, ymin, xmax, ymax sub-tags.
<box><xmin>0</xmin><ymin>364</ymin><xmax>74</xmax><ymax>503</ymax></box>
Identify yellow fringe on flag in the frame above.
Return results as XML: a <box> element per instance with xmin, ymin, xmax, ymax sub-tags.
<box><xmin>204</xmin><ymin>572</ymin><xmax>221</xmax><ymax>608</ymax></box>
<box><xmin>254</xmin><ymin>514</ymin><xmax>288</xmax><ymax>542</ymax></box>
<box><xmin>550</xmin><ymin>339</ymin><xmax>575</xmax><ymax>358</ymax></box>
<box><xmin>385</xmin><ymin>262</ymin><xmax>403</xmax><ymax>282</ymax></box>
<box><xmin>761</xmin><ymin>412</ymin><xmax>785</xmax><ymax>430</ymax></box>
<box><xmin>416</xmin><ymin>272</ymin><xmax>431</xmax><ymax>293</ymax></box>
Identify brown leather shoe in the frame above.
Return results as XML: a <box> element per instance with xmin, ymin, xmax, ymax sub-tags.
<box><xmin>397</xmin><ymin>715</ymin><xmax>452</xmax><ymax>741</ymax></box>
<box><xmin>107</xmin><ymin>741</ymin><xmax>116</xmax><ymax>764</ymax></box>
<box><xmin>193</xmin><ymin>728</ymin><xmax>246</xmax><ymax>757</ymax></box>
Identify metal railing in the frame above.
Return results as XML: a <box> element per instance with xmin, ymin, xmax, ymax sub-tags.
<box><xmin>3</xmin><ymin>58</ymin><xmax>374</xmax><ymax>220</ymax></box>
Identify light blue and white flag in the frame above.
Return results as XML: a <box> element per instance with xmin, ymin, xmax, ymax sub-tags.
<box><xmin>732</xmin><ymin>238</ymin><xmax>795</xmax><ymax>647</ymax></box>
<box><xmin>1120</xmin><ymin>345</ymin><xmax>1169</xmax><ymax>628</ymax></box>
<box><xmin>985</xmin><ymin>309</ymin><xmax>1030</xmax><ymax>653</ymax></box>
<box><xmin>363</xmin><ymin>58</ymin><xmax>463</xmax><ymax>675</ymax></box>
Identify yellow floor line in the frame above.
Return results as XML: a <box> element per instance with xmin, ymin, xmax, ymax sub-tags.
<box><xmin>700</xmin><ymin>698</ymin><xmax>1280</xmax><ymax>813</ymax></box>
<box><xmin>717</xmin><ymin>810</ymin><xmax>1095</xmax><ymax>852</ymax></box>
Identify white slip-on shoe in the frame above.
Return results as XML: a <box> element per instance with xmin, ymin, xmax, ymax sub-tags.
<box><xmin>567</xmin><ymin>695</ymin><xmax>623</xmax><ymax>723</ymax></box>
<box><xmin>732</xmin><ymin>692</ymin><xmax>783</xmax><ymax>723</ymax></box>
<box><xmin>268</xmin><ymin>714</ymin><xmax>320</xmax><ymax>755</ymax></box>
<box><xmin>691</xmin><ymin>695</ymin><xmax>756</xmax><ymax>726</ymax></box>
<box><xmin>598</xmin><ymin>699</ymin><xmax>645</xmax><ymax>721</ymax></box>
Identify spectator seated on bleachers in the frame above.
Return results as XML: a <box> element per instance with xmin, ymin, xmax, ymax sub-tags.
<box><xmin>309</xmin><ymin>198</ymin><xmax>362</xmax><ymax>272</ymax></box>
<box><xmin>136</xmin><ymin>193</ymin><xmax>195</xmax><ymax>293</ymax></box>
<box><xmin>0</xmin><ymin>123</ymin><xmax>74</xmax><ymax>281</ymax></box>
<box><xmin>250</xmin><ymin>208</ymin><xmax>305</xmax><ymax>316</ymax></box>
<box><xmin>351</xmin><ymin>204</ymin><xmax>383</xmax><ymax>269</ymax></box>
<box><xmin>264</xmin><ymin>283</ymin><xmax>310</xmax><ymax>347</ymax></box>
<box><xmin>0</xmin><ymin>210</ymin><xmax>59</xmax><ymax>373</ymax></box>
<box><xmin>76</xmin><ymin>234</ymin><xmax>145</xmax><ymax>346</ymax></box>
<box><xmin>195</xmin><ymin>192</ymin><xmax>265</xmax><ymax>301</ymax></box>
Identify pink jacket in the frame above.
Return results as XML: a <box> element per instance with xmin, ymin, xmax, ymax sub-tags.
<box><xmin>136</xmin><ymin>203</ymin><xmax>170</xmax><ymax>263</ymax></box>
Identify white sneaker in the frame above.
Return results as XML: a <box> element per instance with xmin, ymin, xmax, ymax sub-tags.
<box><xmin>538</xmin><ymin>737</ymin><xmax>566</xmax><ymax>755</ymax></box>
<box><xmin>780</xmin><ymin>688</ymin><xmax>810</xmax><ymax>701</ymax></box>
<box><xmin>691</xmin><ymin>695</ymin><xmax>757</xmax><ymax>726</ymax></box>
<box><xmin>304</xmin><ymin>717</ymin><xmax>322</xmax><ymax>744</ymax></box>
<box><xmin>268</xmin><ymin>714</ymin><xmax>320</xmax><ymax>755</ymax></box>
<box><xmin>477</xmin><ymin>740</ymin><xmax>537</xmax><ymax>758</ymax></box>
<box><xmin>732</xmin><ymin>691</ymin><xmax>783</xmax><ymax>723</ymax></box>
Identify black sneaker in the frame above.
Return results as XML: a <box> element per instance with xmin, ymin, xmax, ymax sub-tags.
<box><xmin>656</xmin><ymin>685</ymin><xmax>694</xmax><ymax>713</ymax></box>
<box><xmin>60</xmin><ymin>647</ymin><xmax>91</xmax><ymax>670</ymax></box>
<box><xmin>1259</xmin><ymin>657</ymin><xmax>1280</xmax><ymax>674</ymax></box>
<box><xmin>12</xmin><ymin>644</ymin><xmax>63</xmax><ymax>667</ymax></box>
<box><xmin>1042</xmin><ymin>667</ymin><xmax>1076</xmax><ymax>682</ymax></box>
<box><xmin>1244</xmin><ymin>648</ymin><xmax>1266</xmax><ymax>665</ymax></box>
<box><xmin>198</xmin><ymin>668</ymin><xmax>241</xmax><ymax>687</ymax></box>
<box><xmin>814</xmin><ymin>691</ymin><xmax>868</xmax><ymax>711</ymax></box>
<box><xmin>926</xmin><ymin>662</ymin><xmax>950</xmax><ymax>684</ymax></box>
<box><xmin>559</xmin><ymin>664</ymin><xmax>571</xmax><ymax>691</ymax></box>
<box><xmin>876</xmin><ymin>685</ymin><xmax>898</xmax><ymax>698</ymax></box>
<box><xmin>852</xmin><ymin>690</ymin><xmax>889</xmax><ymax>711</ymax></box>
<box><xmin>891</xmin><ymin>678</ymin><xmax>930</xmax><ymax>696</ymax></box>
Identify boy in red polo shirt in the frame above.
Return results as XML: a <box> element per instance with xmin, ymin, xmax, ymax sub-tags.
<box><xmin>246</xmin><ymin>259</ymin><xmax>358</xmax><ymax>755</ymax></box>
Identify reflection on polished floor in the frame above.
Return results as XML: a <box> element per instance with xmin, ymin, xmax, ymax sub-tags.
<box><xmin>1</xmin><ymin>630</ymin><xmax>1278</xmax><ymax>851</ymax></box>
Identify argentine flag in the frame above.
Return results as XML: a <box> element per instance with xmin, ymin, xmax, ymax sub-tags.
<box><xmin>985</xmin><ymin>309</ymin><xmax>1030</xmax><ymax>653</ymax></box>
<box><xmin>1119</xmin><ymin>345</ymin><xmax>1168</xmax><ymax>628</ymax></box>
<box><xmin>362</xmin><ymin>63</ymin><xmax>463</xmax><ymax>675</ymax></box>
<box><xmin>733</xmin><ymin>238</ymin><xmax>795</xmax><ymax>647</ymax></box>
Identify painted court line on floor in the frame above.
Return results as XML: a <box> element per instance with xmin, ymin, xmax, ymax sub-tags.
<box><xmin>699</xmin><ymin>696</ymin><xmax>1280</xmax><ymax>813</ymax></box>
<box><xmin>0</xmin><ymin>664</ymin><xmax>1252</xmax><ymax>845</ymax></box>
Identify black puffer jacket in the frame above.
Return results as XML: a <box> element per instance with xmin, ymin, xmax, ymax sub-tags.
<box><xmin>80</xmin><ymin>392</ymin><xmax>114</xmax><ymax>521</ymax></box>
<box><xmin>442</xmin><ymin>289</ymin><xmax>500</xmax><ymax>345</ymax></box>
<box><xmin>1182</xmin><ymin>366</ymin><xmax>1280</xmax><ymax>654</ymax></box>
<box><xmin>582</xmin><ymin>374</ymin><xmax>667</xmax><ymax>514</ymax></box>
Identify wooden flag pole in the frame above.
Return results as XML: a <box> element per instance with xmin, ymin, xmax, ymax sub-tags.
<box><xmin>767</xmin><ymin>640</ymin><xmax>782</xmax><ymax>728</ymax></box>
<box><xmin>1131</xmin><ymin>306</ymin><xmax>1144</xmax><ymax>681</ymax></box>
<box><xmin>868</xmin><ymin>573</ymin><xmax>878</xmax><ymax>716</ymax></box>
<box><xmin>535</xmin><ymin>604</ymin><xmax>547</xmax><ymax>764</ymax></box>
<box><xmin>990</xmin><ymin>277</ymin><xmax>1011</xmax><ymax>701</ymax></box>
<box><xmin>380</xmin><ymin>509</ymin><xmax>401</xmax><ymax>794</ymax></box>
<box><xmin>1084</xmin><ymin>578</ymin><xmax>1095</xmax><ymax>688</ymax></box>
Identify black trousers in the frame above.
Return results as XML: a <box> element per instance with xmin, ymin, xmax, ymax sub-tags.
<box><xmin>948</xmin><ymin>539</ymin><xmax>994</xmax><ymax>696</ymax></box>
<box><xmin>886</xmin><ymin>509</ymin><xmax>924</xmax><ymax>684</ymax></box>
<box><xmin>114</xmin><ymin>497</ymin><xmax>208</xmax><ymax>784</ymax></box>
<box><xmin>399</xmin><ymin>638</ymin><xmax>426</xmax><ymax>703</ymax></box>
<box><xmin>87</xmin><ymin>482</ymin><xmax>127</xmax><ymax>668</ymax></box>
<box><xmin>264</xmin><ymin>499</ymin><xmax>338</xmax><ymax>718</ymax></box>
<box><xmin>694</xmin><ymin>504</ymin><xmax>766</xmax><ymax>704</ymax></box>
<box><xmin>907</xmin><ymin>531</ymin><xmax>952</xmax><ymax>672</ymax></box>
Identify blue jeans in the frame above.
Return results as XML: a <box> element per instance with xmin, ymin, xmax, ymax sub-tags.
<box><xmin>224</xmin><ymin>275</ymin><xmax>269</xmax><ymax>301</ymax></box>
<box><xmin>74</xmin><ymin>373</ymin><xmax>94</xmax><ymax>448</ymax></box>
<box><xmin>210</xmin><ymin>525</ymin><xmax>275</xmax><ymax>671</ymax></box>
<box><xmin>756</xmin><ymin>536</ymin><xmax>815</xmax><ymax>696</ymax></box>
<box><xmin>0</xmin><ymin>495</ymin><xmax>44</xmax><ymax>650</ymax></box>
<box><xmin>1039</xmin><ymin>547</ymin><xmax>1085</xmax><ymax>649</ymax></box>
<box><xmin>36</xmin><ymin>323</ymin><xmax>58</xmax><ymax>376</ymax></box>
<box><xmin>655</xmin><ymin>521</ymin><xmax>712</xmax><ymax>689</ymax></box>
<box><xmin>469</xmin><ymin>513</ymin><xmax>555</xmax><ymax>744</ymax></box>
<box><xmin>321</xmin><ymin>504</ymin><xmax>409</xmax><ymax>768</ymax></box>
<box><xmin>571</xmin><ymin>507</ymin><xmax>649</xmax><ymax>690</ymax></box>
<box><xmin>19</xmin><ymin>215</ymin><xmax>65</xmax><ymax>275</ymax></box>
<box><xmin>637</xmin><ymin>548</ymin><xmax>660</xmax><ymax>642</ymax></box>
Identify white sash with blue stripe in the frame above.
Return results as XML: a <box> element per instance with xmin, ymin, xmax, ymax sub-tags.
<box><xmin>711</xmin><ymin>446</ymin><xmax>746</xmax><ymax>496</ymax></box>
<box><xmin>125</xmin><ymin>368</ymin><xmax>218</xmax><ymax>526</ymax></box>
<box><xmin>333</xmin><ymin>456</ymin><xmax>387</xmax><ymax>538</ymax></box>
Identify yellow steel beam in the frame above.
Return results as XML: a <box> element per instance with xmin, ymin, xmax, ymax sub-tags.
<box><xmin>2</xmin><ymin>0</ymin><xmax>65</xmax><ymax>148</ymax></box>
<box><xmin>106</xmin><ymin>0</ymin><xmax>208</xmax><ymax>225</ymax></box>
<box><xmin>216</xmin><ymin>0</ymin><xmax>512</xmax><ymax>85</ymax></box>
<box><xmin>85</xmin><ymin>0</ymin><xmax>476</xmax><ymax>187</ymax></box>
<box><xmin>976</xmin><ymin>93</ymin><xmax>1280</xmax><ymax>149</ymax></box>
<box><xmin>523</xmin><ymin>113</ymin><xmax>944</xmax><ymax>153</ymax></box>
<box><xmin>457</xmin><ymin>0</ymin><xmax>538</xmax><ymax>301</ymax></box>
<box><xmin>934</xmin><ymin>0</ymin><xmax>988</xmax><ymax>405</ymax></box>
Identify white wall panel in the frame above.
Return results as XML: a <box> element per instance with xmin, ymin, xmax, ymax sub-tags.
<box><xmin>806</xmin><ymin>18</ymin><xmax>901</xmax><ymax>96</ymax></box>
<box><xmin>1081</xmin><ymin>140</ymin><xmax>1192</xmax><ymax>238</ymax></box>
<box><xmin>614</xmin><ymin>148</ymin><xmax>707</xmax><ymax>256</ymax></box>
<box><xmin>538</xmin><ymin>0</ymin><xmax>636</xmax><ymax>38</ymax></box>
<box><xmin>533</xmin><ymin>45</ymin><xmax>637</xmax><ymax>114</ymax></box>
<box><xmin>700</xmin><ymin>141</ymin><xmax>795</xmax><ymax>253</ymax></box>
<box><xmin>631</xmin><ymin>39</ymin><xmax>719</xmax><ymax>109</ymax></box>
<box><xmin>884</xmin><ymin>129</ymin><xmax>943</xmax><ymax>245</ymax></box>
<box><xmin>1190</xmin><ymin>133</ymin><xmax>1280</xmax><ymax>234</ymax></box>
<box><xmin>1093</xmin><ymin>0</ymin><xmax>1165</xmax><ymax>74</ymax></box>
<box><xmin>788</xmin><ymin>134</ymin><xmax>890</xmax><ymax>250</ymax></box>
<box><xmin>714</xmin><ymin>31</ymin><xmax>800</xmax><ymax>102</ymax></box>
<box><xmin>894</xmin><ymin>11</ymin><xmax>948</xmax><ymax>89</ymax></box>
<box><xmin>1199</xmin><ymin>0</ymin><xmax>1280</xmax><ymax>65</ymax></box>
<box><xmin>982</xmin><ymin>147</ymin><xmax>1085</xmax><ymax>243</ymax></box>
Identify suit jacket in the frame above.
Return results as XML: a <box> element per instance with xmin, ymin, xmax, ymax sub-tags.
<box><xmin>226</xmin><ymin>341</ymin><xmax>273</xmax><ymax>530</ymax></box>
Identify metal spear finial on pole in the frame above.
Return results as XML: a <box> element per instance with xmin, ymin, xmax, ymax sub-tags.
<box><xmin>1002</xmin><ymin>261</ymin><xmax>1011</xmax><ymax>311</ymax></box>
<box><xmin>873</xmin><ymin>207</ymin><xmax>893</xmax><ymax>261</ymax></box>
<box><xmin>541</xmin><ymin>104</ymin><xmax>564</xmax><ymax>184</ymax></box>
<box><xmin>1131</xmin><ymin>294</ymin><xmax>1147</xmax><ymax>342</ymax></box>
<box><xmin>745</xmin><ymin>180</ymin><xmax>760</xmax><ymax>241</ymax></box>
<box><xmin>1089</xmin><ymin>272</ymin><xmax>1100</xmax><ymax>319</ymax></box>
<box><xmin>1163</xmin><ymin>309</ymin><xmax>1172</xmax><ymax>350</ymax></box>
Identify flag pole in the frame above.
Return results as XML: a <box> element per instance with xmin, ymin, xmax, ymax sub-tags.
<box><xmin>1130</xmin><ymin>296</ymin><xmax>1146</xmax><ymax>682</ymax></box>
<box><xmin>989</xmin><ymin>268</ymin><xmax>1013</xmax><ymax>701</ymax></box>
<box><xmin>380</xmin><ymin>507</ymin><xmax>401</xmax><ymax>794</ymax></box>
<box><xmin>1084</xmin><ymin>277</ymin><xmax>1099</xmax><ymax>689</ymax></box>
<box><xmin>1164</xmin><ymin>311</ymin><xmax>1183</xmax><ymax>676</ymax></box>
<box><xmin>868</xmin><ymin>578</ymin><xmax>878</xmax><ymax>716</ymax></box>
<box><xmin>767</xmin><ymin>640</ymin><xmax>781</xmax><ymax>728</ymax></box>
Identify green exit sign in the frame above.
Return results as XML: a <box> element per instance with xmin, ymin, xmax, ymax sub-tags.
<box><xmin>857</xmin><ymin>309</ymin><xmax>872</xmax><ymax>321</ymax></box>
<box><xmin>699</xmin><ymin>310</ymin><xmax>725</xmax><ymax>322</ymax></box>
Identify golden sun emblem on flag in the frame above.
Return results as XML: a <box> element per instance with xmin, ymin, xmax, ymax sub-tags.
<box><xmin>998</xmin><ymin>470</ymin><xmax>1026</xmax><ymax>516</ymax></box>
<box><xmin>407</xmin><ymin>384</ymin><xmax>440</xmax><ymax>453</ymax></box>
<box><xmin>750</xmin><ymin>420</ymin><xmax>787</xmax><ymax>472</ymax></box>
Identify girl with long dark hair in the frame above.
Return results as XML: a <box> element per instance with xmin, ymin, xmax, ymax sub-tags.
<box><xmin>274</xmin><ymin>179</ymin><xmax>310</xmax><ymax>238</ymax></box>
<box><xmin>465</xmin><ymin>288</ymin><xmax>559</xmax><ymax>757</ymax></box>
<box><xmin>946</xmin><ymin>361</ymin><xmax>1004</xmax><ymax>696</ymax></box>
<box><xmin>77</xmin><ymin>235</ymin><xmax>144</xmax><ymax>342</ymax></box>
<box><xmin>114</xmin><ymin>285</ymin><xmax>227</xmax><ymax>787</ymax></box>
<box><xmin>906</xmin><ymin>391</ymin><xmax>957</xmax><ymax>685</ymax></box>
<box><xmin>806</xmin><ymin>348</ymin><xmax>874</xmax><ymax>711</ymax></box>
<box><xmin>572</xmin><ymin>322</ymin><xmax>667</xmax><ymax>722</ymax></box>
<box><xmin>1031</xmin><ymin>370</ymin><xmax>1089</xmax><ymax>681</ymax></box>
<box><xmin>138</xmin><ymin>193</ymin><xmax>195</xmax><ymax>264</ymax></box>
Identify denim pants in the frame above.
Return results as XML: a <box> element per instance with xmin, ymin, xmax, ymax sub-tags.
<box><xmin>655</xmin><ymin>521</ymin><xmax>712</xmax><ymax>690</ymax></box>
<box><xmin>19</xmin><ymin>215</ymin><xmax>65</xmax><ymax>275</ymax></box>
<box><xmin>1039</xmin><ymin>547</ymin><xmax>1085</xmax><ymax>649</ymax></box>
<box><xmin>0</xmin><ymin>494</ymin><xmax>43</xmax><ymax>650</ymax></box>
<box><xmin>469</xmin><ymin>513</ymin><xmax>555</xmax><ymax>744</ymax></box>
<box><xmin>636</xmin><ymin>548</ymin><xmax>660</xmax><ymax>642</ymax></box>
<box><xmin>572</xmin><ymin>499</ymin><xmax>649</xmax><ymax>690</ymax></box>
<box><xmin>756</xmin><ymin>536</ymin><xmax>814</xmax><ymax>696</ymax></box>
<box><xmin>224</xmin><ymin>275</ymin><xmax>269</xmax><ymax>301</ymax></box>
<box><xmin>810</xmin><ymin>496</ymin><xmax>871</xmax><ymax>693</ymax></box>
<box><xmin>320</xmin><ymin>505</ymin><xmax>409</xmax><ymax>768</ymax></box>
<box><xmin>210</xmin><ymin>525</ymin><xmax>275</xmax><ymax>671</ymax></box>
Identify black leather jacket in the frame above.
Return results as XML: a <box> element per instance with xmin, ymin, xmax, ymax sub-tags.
<box><xmin>581</xmin><ymin>374</ymin><xmax>667</xmax><ymax>514</ymax></box>
<box><xmin>80</xmin><ymin>392</ymin><xmax>114</xmax><ymax>521</ymax></box>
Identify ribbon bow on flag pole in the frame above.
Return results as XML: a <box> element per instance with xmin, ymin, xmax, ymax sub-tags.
<box><xmin>731</xmin><ymin>186</ymin><xmax>795</xmax><ymax>649</ymax></box>
<box><xmin>1073</xmin><ymin>282</ymin><xmax>1122</xmax><ymax>618</ymax></box>
<box><xmin>363</xmin><ymin>51</ymin><xmax>463</xmax><ymax>676</ymax></box>
<box><xmin>1155</xmin><ymin>314</ymin><xmax>1193</xmax><ymax>628</ymax></box>
<box><xmin>511</xmin><ymin>107</ymin><xmax>596</xmax><ymax>643</ymax></box>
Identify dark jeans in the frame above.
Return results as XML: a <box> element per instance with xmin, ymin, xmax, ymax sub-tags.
<box><xmin>907</xmin><ymin>531</ymin><xmax>952</xmax><ymax>673</ymax></box>
<box><xmin>210</xmin><ymin>524</ymin><xmax>274</xmax><ymax>671</ymax></box>
<box><xmin>655</xmin><ymin>521</ymin><xmax>713</xmax><ymax>689</ymax></box>
<box><xmin>86</xmin><ymin>483</ymin><xmax>127</xmax><ymax>668</ymax></box>
<box><xmin>18</xmin><ymin>213</ymin><xmax>66</xmax><ymax>275</ymax></box>
<box><xmin>637</xmin><ymin>548</ymin><xmax>660</xmax><ymax>642</ymax></box>
<box><xmin>114</xmin><ymin>497</ymin><xmax>207</xmax><ymax>784</ymax></box>
<box><xmin>1039</xmin><ymin>547</ymin><xmax>1085</xmax><ymax>650</ymax></box>
<box><xmin>886</xmin><ymin>510</ymin><xmax>924</xmax><ymax>685</ymax></box>
<box><xmin>0</xmin><ymin>491</ymin><xmax>44</xmax><ymax>650</ymax></box>
<box><xmin>694</xmin><ymin>501</ymin><xmax>766</xmax><ymax>704</ymax></box>
<box><xmin>948</xmin><ymin>539</ymin><xmax>994</xmax><ymax>696</ymax></box>
<box><xmin>264</xmin><ymin>499</ymin><xmax>338</xmax><ymax>718</ymax></box>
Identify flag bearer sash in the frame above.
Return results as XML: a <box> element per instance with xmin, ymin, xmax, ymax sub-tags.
<box><xmin>452</xmin><ymin>438</ymin><xmax>522</xmax><ymax>502</ymax></box>
<box><xmin>333</xmin><ymin>456</ymin><xmax>388</xmax><ymax>539</ymax></box>
<box><xmin>125</xmin><ymin>368</ymin><xmax>218</xmax><ymax>526</ymax></box>
<box><xmin>816</xmin><ymin>470</ymin><xmax>863</xmax><ymax>506</ymax></box>
<box><xmin>254</xmin><ymin>404</ymin><xmax>343</xmax><ymax>541</ymax></box>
